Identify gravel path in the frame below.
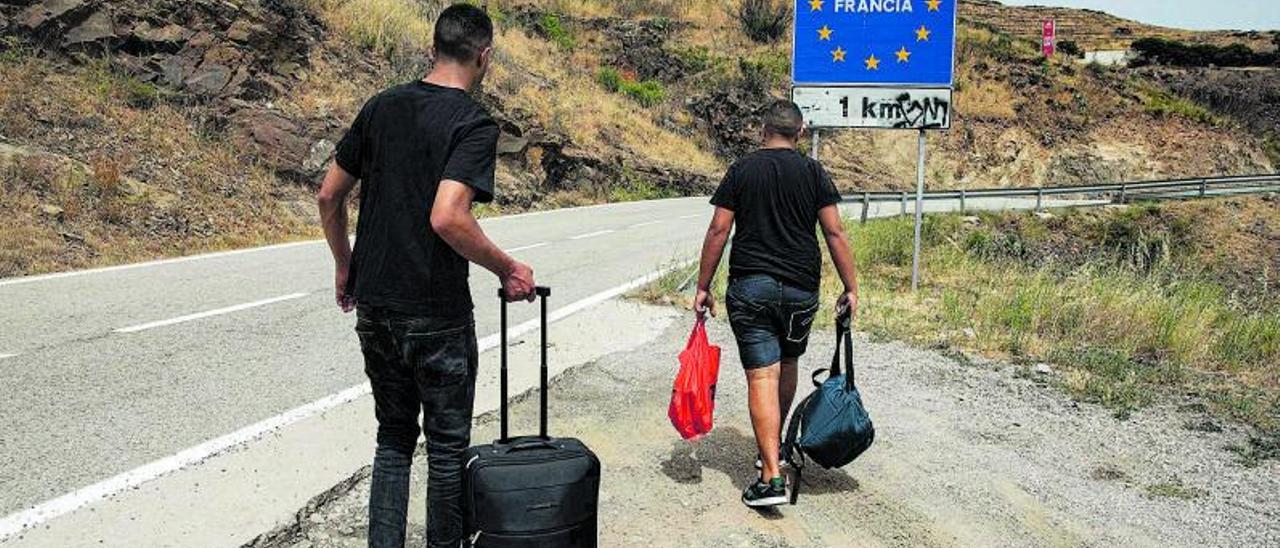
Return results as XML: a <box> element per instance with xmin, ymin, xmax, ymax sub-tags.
<box><xmin>254</xmin><ymin>306</ymin><xmax>1279</xmax><ymax>548</ymax></box>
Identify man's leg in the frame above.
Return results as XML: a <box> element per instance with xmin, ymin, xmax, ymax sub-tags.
<box><xmin>411</xmin><ymin>322</ymin><xmax>479</xmax><ymax>548</ymax></box>
<box><xmin>746</xmin><ymin>363</ymin><xmax>784</xmax><ymax>482</ymax></box>
<box><xmin>778</xmin><ymin>357</ymin><xmax>799</xmax><ymax>431</ymax></box>
<box><xmin>357</xmin><ymin>314</ymin><xmax>421</xmax><ymax>548</ymax></box>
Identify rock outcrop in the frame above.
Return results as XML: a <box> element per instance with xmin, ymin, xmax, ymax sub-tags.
<box><xmin>2</xmin><ymin>0</ymin><xmax>337</xmax><ymax>183</ymax></box>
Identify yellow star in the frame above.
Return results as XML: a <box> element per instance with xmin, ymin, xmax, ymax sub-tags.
<box><xmin>809</xmin><ymin>0</ymin><xmax>824</xmax><ymax>11</ymax></box>
<box><xmin>896</xmin><ymin>46</ymin><xmax>911</xmax><ymax>63</ymax></box>
<box><xmin>927</xmin><ymin>0</ymin><xmax>942</xmax><ymax>11</ymax></box>
<box><xmin>915</xmin><ymin>25</ymin><xmax>931</xmax><ymax>42</ymax></box>
<box><xmin>865</xmin><ymin>54</ymin><xmax>880</xmax><ymax>70</ymax></box>
<box><xmin>832</xmin><ymin>46</ymin><xmax>847</xmax><ymax>62</ymax></box>
<box><xmin>817</xmin><ymin>25</ymin><xmax>833</xmax><ymax>41</ymax></box>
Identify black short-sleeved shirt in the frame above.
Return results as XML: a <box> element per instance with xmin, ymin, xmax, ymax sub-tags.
<box><xmin>335</xmin><ymin>81</ymin><xmax>498</xmax><ymax>316</ymax></box>
<box><xmin>710</xmin><ymin>148</ymin><xmax>842</xmax><ymax>291</ymax></box>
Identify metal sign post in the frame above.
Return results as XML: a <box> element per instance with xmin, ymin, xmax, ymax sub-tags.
<box><xmin>911</xmin><ymin>129</ymin><xmax>926</xmax><ymax>291</ymax></box>
<box><xmin>790</xmin><ymin>0</ymin><xmax>959</xmax><ymax>292</ymax></box>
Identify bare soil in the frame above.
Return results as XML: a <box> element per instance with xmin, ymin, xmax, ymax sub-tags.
<box><xmin>253</xmin><ymin>310</ymin><xmax>1279</xmax><ymax>548</ymax></box>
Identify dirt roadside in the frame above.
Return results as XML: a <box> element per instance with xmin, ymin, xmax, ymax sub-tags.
<box><xmin>253</xmin><ymin>305</ymin><xmax>1279</xmax><ymax>548</ymax></box>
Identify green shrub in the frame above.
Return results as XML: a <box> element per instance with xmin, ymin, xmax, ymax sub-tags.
<box><xmin>1058</xmin><ymin>39</ymin><xmax>1084</xmax><ymax>58</ymax></box>
<box><xmin>852</xmin><ymin>216</ymin><xmax>916</xmax><ymax>267</ymax></box>
<box><xmin>1131</xmin><ymin>37</ymin><xmax>1277</xmax><ymax>68</ymax></box>
<box><xmin>736</xmin><ymin>0</ymin><xmax>792</xmax><ymax>44</ymax></box>
<box><xmin>672</xmin><ymin>46</ymin><xmax>714</xmax><ymax>74</ymax></box>
<box><xmin>740</xmin><ymin>51</ymin><xmax>790</xmax><ymax>90</ymax></box>
<box><xmin>609</xmin><ymin>176</ymin><xmax>676</xmax><ymax>202</ymax></box>
<box><xmin>538</xmin><ymin>13</ymin><xmax>575</xmax><ymax>50</ymax></box>
<box><xmin>1262</xmin><ymin>133</ymin><xmax>1280</xmax><ymax>167</ymax></box>
<box><xmin>596</xmin><ymin>67</ymin><xmax>667</xmax><ymax>107</ymax></box>
<box><xmin>596</xmin><ymin>67</ymin><xmax>623</xmax><ymax>92</ymax></box>
<box><xmin>620</xmin><ymin>79</ymin><xmax>667</xmax><ymax>108</ymax></box>
<box><xmin>1140</xmin><ymin>88</ymin><xmax>1220</xmax><ymax>125</ymax></box>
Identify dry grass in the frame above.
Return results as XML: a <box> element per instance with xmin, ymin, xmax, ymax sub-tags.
<box><xmin>956</xmin><ymin>78</ymin><xmax>1019</xmax><ymax>121</ymax></box>
<box><xmin>0</xmin><ymin>55</ymin><xmax>317</xmax><ymax>277</ymax></box>
<box><xmin>488</xmin><ymin>27</ymin><xmax>721</xmax><ymax>174</ymax></box>
<box><xmin>303</xmin><ymin>0</ymin><xmax>723</xmax><ymax>176</ymax></box>
<box><xmin>640</xmin><ymin>203</ymin><xmax>1280</xmax><ymax>442</ymax></box>
<box><xmin>840</xmin><ymin>211</ymin><xmax>1280</xmax><ymax>433</ymax></box>
<box><xmin>302</xmin><ymin>0</ymin><xmax>437</xmax><ymax>60</ymax></box>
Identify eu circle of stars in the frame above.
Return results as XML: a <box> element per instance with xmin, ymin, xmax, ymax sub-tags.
<box><xmin>793</xmin><ymin>0</ymin><xmax>956</xmax><ymax>86</ymax></box>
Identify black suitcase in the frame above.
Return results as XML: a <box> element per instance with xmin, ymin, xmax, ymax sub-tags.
<box><xmin>462</xmin><ymin>287</ymin><xmax>601</xmax><ymax>547</ymax></box>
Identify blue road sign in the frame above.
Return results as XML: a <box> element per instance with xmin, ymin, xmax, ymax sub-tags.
<box><xmin>792</xmin><ymin>0</ymin><xmax>957</xmax><ymax>87</ymax></box>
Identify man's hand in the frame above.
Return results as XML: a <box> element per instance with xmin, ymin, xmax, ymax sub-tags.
<box><xmin>432</xmin><ymin>181</ymin><xmax>538</xmax><ymax>301</ymax></box>
<box><xmin>318</xmin><ymin>162</ymin><xmax>358</xmax><ymax>314</ymax></box>
<box><xmin>694</xmin><ymin>288</ymin><xmax>716</xmax><ymax>319</ymax></box>
<box><xmin>836</xmin><ymin>289</ymin><xmax>858</xmax><ymax>323</ymax></box>
<box><xmin>335</xmin><ymin>263</ymin><xmax>356</xmax><ymax>313</ymax></box>
<box><xmin>501</xmin><ymin>260</ymin><xmax>536</xmax><ymax>302</ymax></box>
<box><xmin>693</xmin><ymin>207</ymin><xmax>734</xmax><ymax>321</ymax></box>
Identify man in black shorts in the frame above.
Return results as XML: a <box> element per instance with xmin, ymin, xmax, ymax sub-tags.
<box><xmin>693</xmin><ymin>99</ymin><xmax>860</xmax><ymax>508</ymax></box>
<box><xmin>316</xmin><ymin>5</ymin><xmax>535</xmax><ymax>547</ymax></box>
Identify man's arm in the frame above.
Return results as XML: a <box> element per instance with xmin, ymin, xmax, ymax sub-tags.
<box><xmin>317</xmin><ymin>162</ymin><xmax>359</xmax><ymax>312</ymax></box>
<box><xmin>818</xmin><ymin>204</ymin><xmax>859</xmax><ymax>320</ymax></box>
<box><xmin>431</xmin><ymin>180</ymin><xmax>535</xmax><ymax>301</ymax></box>
<box><xmin>693</xmin><ymin>207</ymin><xmax>735</xmax><ymax>318</ymax></box>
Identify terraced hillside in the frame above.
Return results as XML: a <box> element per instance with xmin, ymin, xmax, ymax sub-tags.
<box><xmin>0</xmin><ymin>0</ymin><xmax>1275</xmax><ymax>277</ymax></box>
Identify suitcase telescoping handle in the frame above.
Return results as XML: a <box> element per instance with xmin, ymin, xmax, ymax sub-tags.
<box><xmin>497</xmin><ymin>286</ymin><xmax>552</xmax><ymax>442</ymax></box>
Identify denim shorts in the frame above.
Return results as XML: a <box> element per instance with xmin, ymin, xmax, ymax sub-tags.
<box><xmin>725</xmin><ymin>274</ymin><xmax>820</xmax><ymax>369</ymax></box>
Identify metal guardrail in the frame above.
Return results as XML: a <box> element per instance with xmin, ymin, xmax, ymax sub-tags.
<box><xmin>845</xmin><ymin>173</ymin><xmax>1280</xmax><ymax>223</ymax></box>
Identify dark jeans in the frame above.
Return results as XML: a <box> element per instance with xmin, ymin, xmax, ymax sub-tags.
<box><xmin>725</xmin><ymin>274</ymin><xmax>820</xmax><ymax>369</ymax></box>
<box><xmin>356</xmin><ymin>306</ymin><xmax>479</xmax><ymax>548</ymax></box>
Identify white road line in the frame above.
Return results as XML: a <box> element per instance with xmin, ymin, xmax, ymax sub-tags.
<box><xmin>507</xmin><ymin>242</ymin><xmax>549</xmax><ymax>253</ymax></box>
<box><xmin>629</xmin><ymin>220</ymin><xmax>664</xmax><ymax>228</ymax></box>
<box><xmin>569</xmin><ymin>230</ymin><xmax>615</xmax><ymax>241</ymax></box>
<box><xmin>0</xmin><ymin>240</ymin><xmax>324</xmax><ymax>288</ymax></box>
<box><xmin>114</xmin><ymin>293</ymin><xmax>310</xmax><ymax>334</ymax></box>
<box><xmin>0</xmin><ymin>261</ymin><xmax>695</xmax><ymax>540</ymax></box>
<box><xmin>0</xmin><ymin>353</ymin><xmax>17</xmax><ymax>360</ymax></box>
<box><xmin>0</xmin><ymin>197</ymin><xmax>709</xmax><ymax>288</ymax></box>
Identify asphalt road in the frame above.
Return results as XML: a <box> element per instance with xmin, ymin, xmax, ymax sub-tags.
<box><xmin>0</xmin><ymin>198</ymin><xmax>711</xmax><ymax>517</ymax></box>
<box><xmin>0</xmin><ymin>194</ymin><xmax>1104</xmax><ymax>524</ymax></box>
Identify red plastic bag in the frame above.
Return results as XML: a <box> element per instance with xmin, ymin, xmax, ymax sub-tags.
<box><xmin>669</xmin><ymin>320</ymin><xmax>721</xmax><ymax>440</ymax></box>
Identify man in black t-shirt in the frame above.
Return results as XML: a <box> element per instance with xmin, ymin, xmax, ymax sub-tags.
<box><xmin>316</xmin><ymin>6</ymin><xmax>534</xmax><ymax>547</ymax></box>
<box><xmin>693</xmin><ymin>100</ymin><xmax>860</xmax><ymax>508</ymax></box>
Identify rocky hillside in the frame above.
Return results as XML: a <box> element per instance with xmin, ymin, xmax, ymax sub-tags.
<box><xmin>961</xmin><ymin>0</ymin><xmax>1280</xmax><ymax>51</ymax></box>
<box><xmin>0</xmin><ymin>0</ymin><xmax>1276</xmax><ymax>277</ymax></box>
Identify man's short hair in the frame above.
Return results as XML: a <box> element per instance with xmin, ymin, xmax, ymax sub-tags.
<box><xmin>434</xmin><ymin>3</ymin><xmax>494</xmax><ymax>63</ymax></box>
<box><xmin>762</xmin><ymin>100</ymin><xmax>805</xmax><ymax>138</ymax></box>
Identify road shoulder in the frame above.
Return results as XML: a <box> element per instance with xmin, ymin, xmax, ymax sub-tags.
<box><xmin>2</xmin><ymin>300</ymin><xmax>679</xmax><ymax>548</ymax></box>
<box><xmin>261</xmin><ymin>304</ymin><xmax>1278</xmax><ymax>547</ymax></box>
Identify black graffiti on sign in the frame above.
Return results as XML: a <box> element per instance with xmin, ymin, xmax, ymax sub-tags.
<box><xmin>861</xmin><ymin>92</ymin><xmax>950</xmax><ymax>129</ymax></box>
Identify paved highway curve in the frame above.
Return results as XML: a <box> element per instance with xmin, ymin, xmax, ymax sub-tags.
<box><xmin>0</xmin><ymin>194</ymin><xmax>1104</xmax><ymax>537</ymax></box>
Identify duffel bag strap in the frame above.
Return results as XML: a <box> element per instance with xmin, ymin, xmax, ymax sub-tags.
<box><xmin>810</xmin><ymin>368</ymin><xmax>828</xmax><ymax>388</ymax></box>
<box><xmin>784</xmin><ymin>392</ymin><xmax>814</xmax><ymax>505</ymax></box>
<box><xmin>831</xmin><ymin>309</ymin><xmax>856</xmax><ymax>391</ymax></box>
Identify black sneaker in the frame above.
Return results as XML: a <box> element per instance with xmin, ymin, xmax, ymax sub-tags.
<box><xmin>742</xmin><ymin>477</ymin><xmax>787</xmax><ymax>508</ymax></box>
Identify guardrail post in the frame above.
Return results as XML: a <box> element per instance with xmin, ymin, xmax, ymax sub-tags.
<box><xmin>1119</xmin><ymin>184</ymin><xmax>1128</xmax><ymax>204</ymax></box>
<box><xmin>860</xmin><ymin>192</ymin><xmax>870</xmax><ymax>224</ymax></box>
<box><xmin>1199</xmin><ymin>179</ymin><xmax>1207</xmax><ymax>198</ymax></box>
<box><xmin>900</xmin><ymin>192</ymin><xmax>908</xmax><ymax>216</ymax></box>
<box><xmin>959</xmin><ymin>189</ymin><xmax>966</xmax><ymax>214</ymax></box>
<box><xmin>1036</xmin><ymin>186</ymin><xmax>1044</xmax><ymax>211</ymax></box>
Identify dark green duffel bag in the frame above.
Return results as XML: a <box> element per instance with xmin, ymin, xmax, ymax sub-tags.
<box><xmin>783</xmin><ymin>311</ymin><xmax>875</xmax><ymax>504</ymax></box>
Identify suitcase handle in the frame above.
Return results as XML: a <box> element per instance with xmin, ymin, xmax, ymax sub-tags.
<box><xmin>500</xmin><ymin>437</ymin><xmax>559</xmax><ymax>454</ymax></box>
<box><xmin>497</xmin><ymin>286</ymin><xmax>551</xmax><ymax>442</ymax></box>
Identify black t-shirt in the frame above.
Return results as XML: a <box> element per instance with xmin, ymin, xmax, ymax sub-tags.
<box><xmin>710</xmin><ymin>148</ymin><xmax>842</xmax><ymax>291</ymax></box>
<box><xmin>335</xmin><ymin>81</ymin><xmax>498</xmax><ymax>316</ymax></box>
